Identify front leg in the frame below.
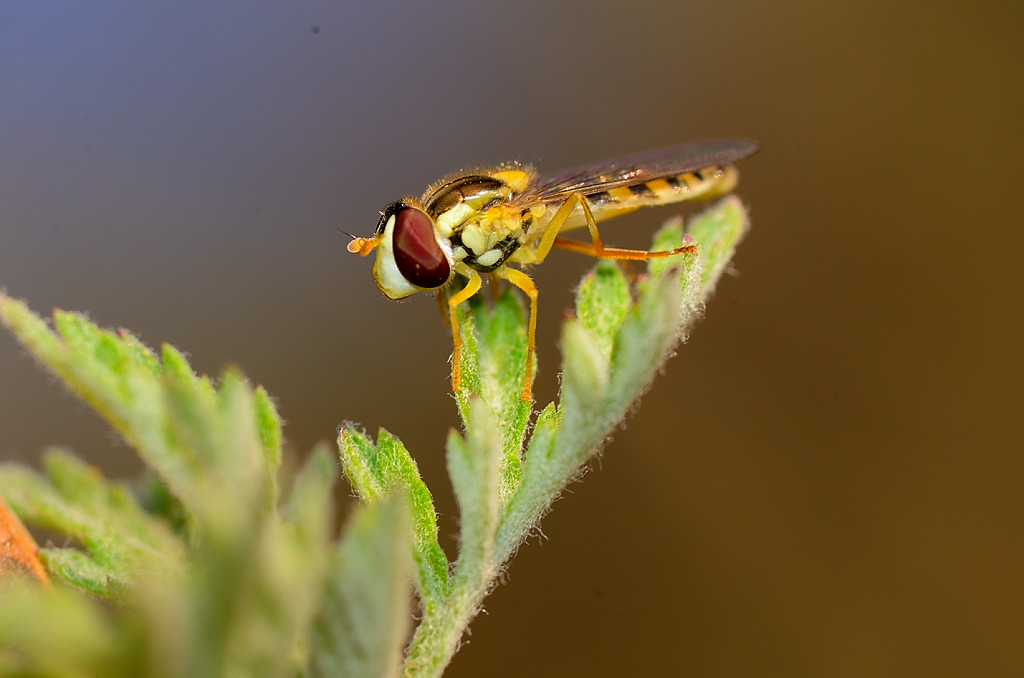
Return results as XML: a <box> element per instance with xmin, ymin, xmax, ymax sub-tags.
<box><xmin>494</xmin><ymin>266</ymin><xmax>538</xmax><ymax>401</ymax></box>
<box><xmin>447</xmin><ymin>267</ymin><xmax>482</xmax><ymax>393</ymax></box>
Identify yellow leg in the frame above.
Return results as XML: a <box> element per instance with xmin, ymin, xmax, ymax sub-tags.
<box><xmin>489</xmin><ymin>192</ymin><xmax>695</xmax><ymax>399</ymax></box>
<box><xmin>534</xmin><ymin>193</ymin><xmax>589</xmax><ymax>262</ymax></box>
<box><xmin>535</xmin><ymin>193</ymin><xmax>696</xmax><ymax>262</ymax></box>
<box><xmin>448</xmin><ymin>269</ymin><xmax>482</xmax><ymax>393</ymax></box>
<box><xmin>495</xmin><ymin>267</ymin><xmax>538</xmax><ymax>401</ymax></box>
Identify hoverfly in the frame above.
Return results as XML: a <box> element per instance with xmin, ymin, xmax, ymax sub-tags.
<box><xmin>348</xmin><ymin>138</ymin><xmax>758</xmax><ymax>400</ymax></box>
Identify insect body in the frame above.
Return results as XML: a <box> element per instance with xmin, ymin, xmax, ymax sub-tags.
<box><xmin>348</xmin><ymin>138</ymin><xmax>758</xmax><ymax>400</ymax></box>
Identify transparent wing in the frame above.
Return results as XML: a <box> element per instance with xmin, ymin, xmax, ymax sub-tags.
<box><xmin>513</xmin><ymin>138</ymin><xmax>758</xmax><ymax>207</ymax></box>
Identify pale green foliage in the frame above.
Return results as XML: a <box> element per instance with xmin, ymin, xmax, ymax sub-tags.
<box><xmin>0</xmin><ymin>297</ymin><xmax>346</xmax><ymax>676</ymax></box>
<box><xmin>339</xmin><ymin>196</ymin><xmax>750</xmax><ymax>676</ymax></box>
<box><xmin>0</xmin><ymin>196</ymin><xmax>748</xmax><ymax>677</ymax></box>
<box><xmin>308</xmin><ymin>497</ymin><xmax>412</xmax><ymax>678</ymax></box>
<box><xmin>0</xmin><ymin>448</ymin><xmax>186</xmax><ymax>598</ymax></box>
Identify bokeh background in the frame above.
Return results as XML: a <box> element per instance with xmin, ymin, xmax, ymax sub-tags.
<box><xmin>2</xmin><ymin>2</ymin><xmax>1021</xmax><ymax>675</ymax></box>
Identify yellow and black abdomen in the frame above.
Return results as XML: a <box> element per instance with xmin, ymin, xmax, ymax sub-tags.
<box><xmin>525</xmin><ymin>163</ymin><xmax>740</xmax><ymax>238</ymax></box>
<box><xmin>583</xmin><ymin>164</ymin><xmax>739</xmax><ymax>221</ymax></box>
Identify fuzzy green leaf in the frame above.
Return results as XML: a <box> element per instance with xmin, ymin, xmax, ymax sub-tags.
<box><xmin>0</xmin><ymin>294</ymin><xmax>342</xmax><ymax>677</ymax></box>
<box><xmin>0</xmin><ymin>448</ymin><xmax>186</xmax><ymax>597</ymax></box>
<box><xmin>308</xmin><ymin>494</ymin><xmax>411</xmax><ymax>678</ymax></box>
<box><xmin>383</xmin><ymin>198</ymin><xmax>751</xmax><ymax>676</ymax></box>
<box><xmin>201</xmin><ymin>446</ymin><xmax>336</xmax><ymax>678</ymax></box>
<box><xmin>686</xmin><ymin>195</ymin><xmax>749</xmax><ymax>290</ymax></box>
<box><xmin>0</xmin><ymin>296</ymin><xmax>284</xmax><ymax>523</ymax></box>
<box><xmin>254</xmin><ymin>386</ymin><xmax>284</xmax><ymax>503</ymax></box>
<box><xmin>453</xmin><ymin>290</ymin><xmax>532</xmax><ymax>502</ymax></box>
<box><xmin>0</xmin><ymin>583</ymin><xmax>129</xmax><ymax>677</ymax></box>
<box><xmin>337</xmin><ymin>425</ymin><xmax>450</xmax><ymax>602</ymax></box>
<box><xmin>402</xmin><ymin>398</ymin><xmax>504</xmax><ymax>676</ymax></box>
<box><xmin>576</xmin><ymin>259</ymin><xmax>632</xmax><ymax>360</ymax></box>
<box><xmin>448</xmin><ymin>399</ymin><xmax>502</xmax><ymax>576</ymax></box>
<box><xmin>496</xmin><ymin>197</ymin><xmax>749</xmax><ymax>566</ymax></box>
<box><xmin>0</xmin><ymin>193</ymin><xmax>749</xmax><ymax>678</ymax></box>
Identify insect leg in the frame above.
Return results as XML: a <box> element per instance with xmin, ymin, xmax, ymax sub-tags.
<box><xmin>494</xmin><ymin>266</ymin><xmax>538</xmax><ymax>401</ymax></box>
<box><xmin>448</xmin><ymin>268</ymin><xmax>483</xmax><ymax>392</ymax></box>
<box><xmin>532</xmin><ymin>193</ymin><xmax>590</xmax><ymax>262</ymax></box>
<box><xmin>535</xmin><ymin>193</ymin><xmax>696</xmax><ymax>262</ymax></box>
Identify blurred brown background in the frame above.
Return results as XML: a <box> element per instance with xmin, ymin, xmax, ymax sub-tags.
<box><xmin>1</xmin><ymin>1</ymin><xmax>1021</xmax><ymax>675</ymax></box>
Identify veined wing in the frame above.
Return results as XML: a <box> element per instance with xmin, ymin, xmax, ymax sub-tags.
<box><xmin>513</xmin><ymin>138</ymin><xmax>758</xmax><ymax>208</ymax></box>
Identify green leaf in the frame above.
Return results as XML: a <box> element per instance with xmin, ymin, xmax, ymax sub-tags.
<box><xmin>498</xmin><ymin>197</ymin><xmax>749</xmax><ymax>566</ymax></box>
<box><xmin>453</xmin><ymin>290</ymin><xmax>532</xmax><ymax>502</ymax></box>
<box><xmin>0</xmin><ymin>193</ymin><xmax>750</xmax><ymax>678</ymax></box>
<box><xmin>0</xmin><ymin>291</ymin><xmax>354</xmax><ymax>678</ymax></box>
<box><xmin>0</xmin><ymin>296</ymin><xmax>284</xmax><ymax>523</ymax></box>
<box><xmin>0</xmin><ymin>448</ymin><xmax>186</xmax><ymax>598</ymax></box>
<box><xmin>576</xmin><ymin>259</ymin><xmax>632</xmax><ymax>361</ymax></box>
<box><xmin>337</xmin><ymin>425</ymin><xmax>450</xmax><ymax>602</ymax></box>
<box><xmin>685</xmin><ymin>195</ymin><xmax>749</xmax><ymax>291</ymax></box>
<box><xmin>388</xmin><ymin>197</ymin><xmax>751</xmax><ymax>676</ymax></box>
<box><xmin>606</xmin><ymin>266</ymin><xmax>686</xmax><ymax>413</ymax></box>
<box><xmin>203</xmin><ymin>446</ymin><xmax>336</xmax><ymax>678</ymax></box>
<box><xmin>448</xmin><ymin>400</ymin><xmax>501</xmax><ymax>585</ymax></box>
<box><xmin>402</xmin><ymin>399</ymin><xmax>504</xmax><ymax>676</ymax></box>
<box><xmin>254</xmin><ymin>386</ymin><xmax>284</xmax><ymax>503</ymax></box>
<box><xmin>0</xmin><ymin>583</ymin><xmax>130</xmax><ymax>677</ymax></box>
<box><xmin>308</xmin><ymin>494</ymin><xmax>411</xmax><ymax>678</ymax></box>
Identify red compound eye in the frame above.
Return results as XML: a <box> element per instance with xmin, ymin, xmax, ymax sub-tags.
<box><xmin>392</xmin><ymin>207</ymin><xmax>450</xmax><ymax>289</ymax></box>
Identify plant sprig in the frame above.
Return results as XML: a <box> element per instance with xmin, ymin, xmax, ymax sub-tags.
<box><xmin>340</xmin><ymin>196</ymin><xmax>749</xmax><ymax>676</ymax></box>
<box><xmin>0</xmin><ymin>195</ymin><xmax>749</xmax><ymax>677</ymax></box>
